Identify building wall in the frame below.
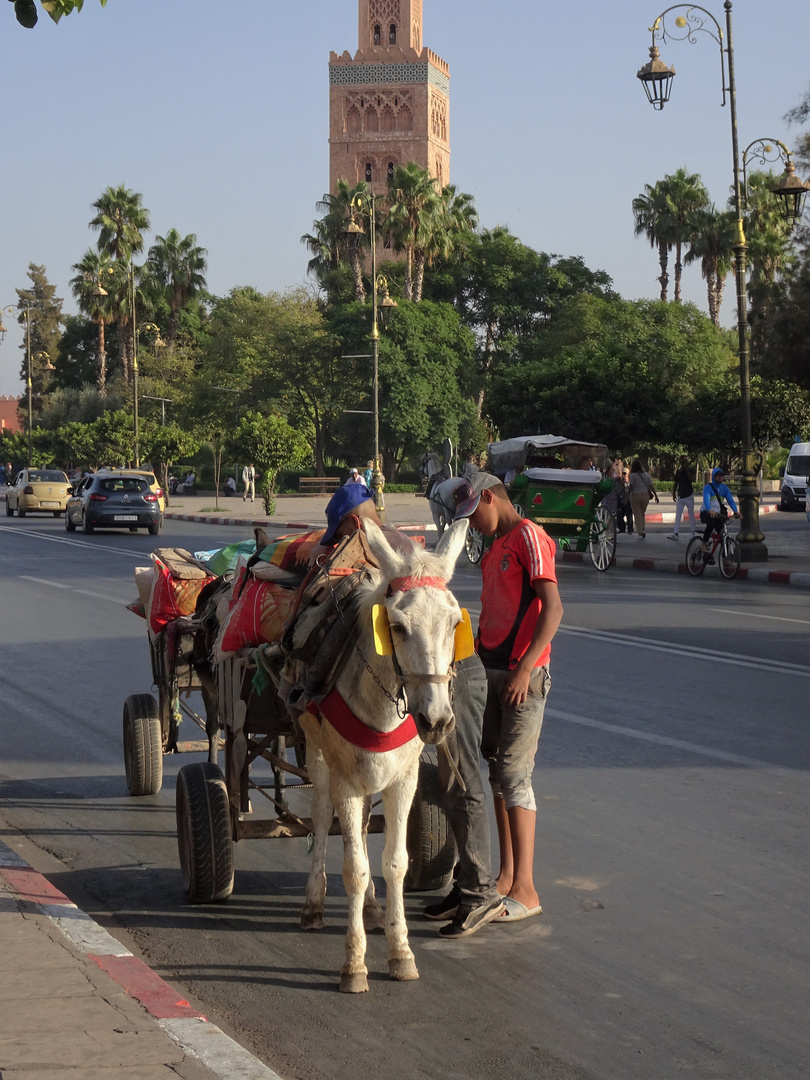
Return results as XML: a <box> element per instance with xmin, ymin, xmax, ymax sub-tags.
<box><xmin>329</xmin><ymin>0</ymin><xmax>450</xmax><ymax>194</ymax></box>
<box><xmin>0</xmin><ymin>396</ymin><xmax>22</xmax><ymax>433</ymax></box>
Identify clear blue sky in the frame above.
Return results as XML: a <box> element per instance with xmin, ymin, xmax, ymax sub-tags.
<box><xmin>1</xmin><ymin>0</ymin><xmax>808</xmax><ymax>396</ymax></box>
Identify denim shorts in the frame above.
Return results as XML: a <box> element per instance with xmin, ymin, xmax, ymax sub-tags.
<box><xmin>481</xmin><ymin>666</ymin><xmax>551</xmax><ymax>812</ymax></box>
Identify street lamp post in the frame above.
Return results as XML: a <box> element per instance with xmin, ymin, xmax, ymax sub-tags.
<box><xmin>343</xmin><ymin>191</ymin><xmax>397</xmax><ymax>512</ymax></box>
<box><xmin>741</xmin><ymin>138</ymin><xmax>810</xmax><ymax>224</ymax></box>
<box><xmin>636</xmin><ymin>2</ymin><xmax>809</xmax><ymax>562</ymax></box>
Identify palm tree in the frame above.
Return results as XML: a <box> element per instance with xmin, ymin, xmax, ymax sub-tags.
<box><xmin>633</xmin><ymin>180</ymin><xmax>671</xmax><ymax>300</ymax></box>
<box><xmin>304</xmin><ymin>179</ymin><xmax>371</xmax><ymax>301</ymax></box>
<box><xmin>70</xmin><ymin>249</ymin><xmax>115</xmax><ymax>396</ymax></box>
<box><xmin>90</xmin><ymin>184</ymin><xmax>150</xmax><ymax>262</ymax></box>
<box><xmin>683</xmin><ymin>206</ymin><xmax>736</xmax><ymax>325</ymax></box>
<box><xmin>742</xmin><ymin>170</ymin><xmax>795</xmax><ymax>362</ymax></box>
<box><xmin>145</xmin><ymin>229</ymin><xmax>208</xmax><ymax>349</ymax></box>
<box><xmin>89</xmin><ymin>185</ymin><xmax>150</xmax><ymax>381</ymax></box>
<box><xmin>385</xmin><ymin>162</ymin><xmax>442</xmax><ymax>301</ymax></box>
<box><xmin>658</xmin><ymin>168</ymin><xmax>710</xmax><ymax>302</ymax></box>
<box><xmin>415</xmin><ymin>185</ymin><xmax>480</xmax><ymax>300</ymax></box>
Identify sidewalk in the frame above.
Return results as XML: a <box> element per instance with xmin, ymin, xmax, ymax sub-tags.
<box><xmin>164</xmin><ymin>491</ymin><xmax>810</xmax><ymax>589</ymax></box>
<box><xmin>0</xmin><ymin>838</ymin><xmax>283</xmax><ymax>1080</ymax></box>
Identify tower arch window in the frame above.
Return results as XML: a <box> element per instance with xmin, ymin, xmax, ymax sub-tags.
<box><xmin>389</xmin><ymin>23</ymin><xmax>397</xmax><ymax>45</ymax></box>
<box><xmin>365</xmin><ymin>162</ymin><xmax>373</xmax><ymax>182</ymax></box>
<box><xmin>373</xmin><ymin>23</ymin><xmax>381</xmax><ymax>45</ymax></box>
<box><xmin>387</xmin><ymin>161</ymin><xmax>395</xmax><ymax>180</ymax></box>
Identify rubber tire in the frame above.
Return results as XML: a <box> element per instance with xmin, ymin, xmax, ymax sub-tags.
<box><xmin>685</xmin><ymin>536</ymin><xmax>706</xmax><ymax>576</ymax></box>
<box><xmin>82</xmin><ymin>513</ymin><xmax>94</xmax><ymax>535</ymax></box>
<box><xmin>588</xmin><ymin>506</ymin><xmax>617</xmax><ymax>571</ymax></box>
<box><xmin>123</xmin><ymin>694</ymin><xmax>163</xmax><ymax>796</ymax></box>
<box><xmin>404</xmin><ymin>752</ymin><xmax>456</xmax><ymax>893</ymax></box>
<box><xmin>18</xmin><ymin>507</ymin><xmax>26</xmax><ymax>518</ymax></box>
<box><xmin>719</xmin><ymin>535</ymin><xmax>741</xmax><ymax>579</ymax></box>
<box><xmin>436</xmin><ymin>508</ymin><xmax>448</xmax><ymax>536</ymax></box>
<box><xmin>53</xmin><ymin>511</ymin><xmax>62</xmax><ymax>517</ymax></box>
<box><xmin>176</xmin><ymin>762</ymin><xmax>234</xmax><ymax>904</ymax></box>
<box><xmin>465</xmin><ymin>527</ymin><xmax>483</xmax><ymax>564</ymax></box>
<box><xmin>148</xmin><ymin>519</ymin><xmax>161</xmax><ymax>536</ymax></box>
<box><xmin>65</xmin><ymin>511</ymin><xmax>76</xmax><ymax>532</ymax></box>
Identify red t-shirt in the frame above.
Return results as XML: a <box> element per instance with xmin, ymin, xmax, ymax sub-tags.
<box><xmin>477</xmin><ymin>520</ymin><xmax>557</xmax><ymax>670</ymax></box>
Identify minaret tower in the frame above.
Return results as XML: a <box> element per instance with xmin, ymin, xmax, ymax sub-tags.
<box><xmin>329</xmin><ymin>0</ymin><xmax>450</xmax><ymax>193</ymax></box>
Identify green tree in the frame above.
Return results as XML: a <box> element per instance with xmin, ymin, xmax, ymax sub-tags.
<box><xmin>144</xmin><ymin>229</ymin><xmax>208</xmax><ymax>350</ymax></box>
<box><xmin>10</xmin><ymin>0</ymin><xmax>107</xmax><ymax>29</ymax></box>
<box><xmin>15</xmin><ymin>263</ymin><xmax>64</xmax><ymax>417</ymax></box>
<box><xmin>227</xmin><ymin>411</ymin><xmax>310</xmax><ymax>512</ymax></box>
<box><xmin>303</xmin><ymin>179</ymin><xmax>371</xmax><ymax>302</ymax></box>
<box><xmin>141</xmin><ymin>421</ymin><xmax>201</xmax><ymax>502</ymax></box>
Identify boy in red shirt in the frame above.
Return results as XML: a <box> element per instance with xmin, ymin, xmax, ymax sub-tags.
<box><xmin>454</xmin><ymin>475</ymin><xmax>563</xmax><ymax>922</ymax></box>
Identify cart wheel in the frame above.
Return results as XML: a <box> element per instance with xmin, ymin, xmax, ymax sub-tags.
<box><xmin>176</xmin><ymin>762</ymin><xmax>234</xmax><ymax>904</ymax></box>
<box><xmin>404</xmin><ymin>752</ymin><xmax>456</xmax><ymax>893</ymax></box>
<box><xmin>465</xmin><ymin>527</ymin><xmax>483</xmax><ymax>564</ymax></box>
<box><xmin>512</xmin><ymin>503</ymin><xmax>525</xmax><ymax>520</ymax></box>
<box><xmin>588</xmin><ymin>506</ymin><xmax>616</xmax><ymax>571</ymax></box>
<box><xmin>719</xmin><ymin>534</ymin><xmax>741</xmax><ymax>579</ymax></box>
<box><xmin>436</xmin><ymin>507</ymin><xmax>448</xmax><ymax>536</ymax></box>
<box><xmin>123</xmin><ymin>694</ymin><xmax>163</xmax><ymax>796</ymax></box>
<box><xmin>685</xmin><ymin>536</ymin><xmax>706</xmax><ymax>576</ymax></box>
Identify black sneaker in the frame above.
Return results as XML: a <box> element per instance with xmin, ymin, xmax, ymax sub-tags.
<box><xmin>437</xmin><ymin>896</ymin><xmax>506</xmax><ymax>938</ymax></box>
<box><xmin>423</xmin><ymin>886</ymin><xmax>460</xmax><ymax>921</ymax></box>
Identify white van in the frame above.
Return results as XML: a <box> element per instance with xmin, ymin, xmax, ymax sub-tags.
<box><xmin>779</xmin><ymin>442</ymin><xmax>810</xmax><ymax>511</ymax></box>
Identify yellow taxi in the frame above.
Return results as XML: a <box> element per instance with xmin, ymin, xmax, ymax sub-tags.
<box><xmin>5</xmin><ymin>468</ymin><xmax>71</xmax><ymax>517</ymax></box>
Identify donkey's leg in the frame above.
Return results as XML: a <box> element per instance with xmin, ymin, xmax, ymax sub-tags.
<box><xmin>337</xmin><ymin>792</ymin><xmax>370</xmax><ymax>993</ymax></box>
<box><xmin>301</xmin><ymin>745</ymin><xmax>333</xmax><ymax>930</ymax></box>
<box><xmin>381</xmin><ymin>762</ymin><xmax>420</xmax><ymax>982</ymax></box>
<box><xmin>361</xmin><ymin>794</ymin><xmax>384</xmax><ymax>932</ymax></box>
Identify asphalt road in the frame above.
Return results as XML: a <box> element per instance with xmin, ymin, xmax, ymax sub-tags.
<box><xmin>0</xmin><ymin>513</ymin><xmax>807</xmax><ymax>1080</ymax></box>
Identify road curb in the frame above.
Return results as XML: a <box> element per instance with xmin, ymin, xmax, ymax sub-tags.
<box><xmin>557</xmin><ymin>550</ymin><xmax>810</xmax><ymax>588</ymax></box>
<box><xmin>0</xmin><ymin>840</ymin><xmax>285</xmax><ymax>1080</ymax></box>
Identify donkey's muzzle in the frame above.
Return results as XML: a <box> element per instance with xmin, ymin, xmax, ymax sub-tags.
<box><xmin>414</xmin><ymin>711</ymin><xmax>455</xmax><ymax>745</ymax></box>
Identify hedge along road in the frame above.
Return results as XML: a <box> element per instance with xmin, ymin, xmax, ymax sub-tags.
<box><xmin>0</xmin><ymin>513</ymin><xmax>807</xmax><ymax>1080</ymax></box>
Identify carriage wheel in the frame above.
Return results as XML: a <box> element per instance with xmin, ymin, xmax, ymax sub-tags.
<box><xmin>512</xmin><ymin>503</ymin><xmax>525</xmax><ymax>520</ymax></box>
<box><xmin>123</xmin><ymin>694</ymin><xmax>163</xmax><ymax>796</ymax></box>
<box><xmin>176</xmin><ymin>762</ymin><xmax>234</xmax><ymax>904</ymax></box>
<box><xmin>437</xmin><ymin>507</ymin><xmax>448</xmax><ymax>535</ymax></box>
<box><xmin>685</xmin><ymin>536</ymin><xmax>706</xmax><ymax>577</ymax></box>
<box><xmin>404</xmin><ymin>752</ymin><xmax>456</xmax><ymax>893</ymax></box>
<box><xmin>588</xmin><ymin>506</ymin><xmax>616</xmax><ymax>571</ymax></box>
<box><xmin>465</xmin><ymin>527</ymin><xmax>483</xmax><ymax>564</ymax></box>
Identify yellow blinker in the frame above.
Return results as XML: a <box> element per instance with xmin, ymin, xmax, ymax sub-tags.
<box><xmin>372</xmin><ymin>604</ymin><xmax>393</xmax><ymax>655</ymax></box>
<box><xmin>454</xmin><ymin>609</ymin><xmax>475</xmax><ymax>662</ymax></box>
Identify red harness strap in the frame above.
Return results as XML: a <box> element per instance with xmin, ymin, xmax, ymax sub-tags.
<box><xmin>307</xmin><ymin>686</ymin><xmax>418</xmax><ymax>752</ymax></box>
<box><xmin>387</xmin><ymin>575</ymin><xmax>447</xmax><ymax>595</ymax></box>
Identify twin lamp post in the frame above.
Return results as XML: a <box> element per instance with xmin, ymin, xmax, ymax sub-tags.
<box><xmin>636</xmin><ymin>1</ymin><xmax>810</xmax><ymax>561</ymax></box>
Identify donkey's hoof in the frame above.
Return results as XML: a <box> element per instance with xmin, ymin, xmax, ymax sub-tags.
<box><xmin>388</xmin><ymin>957</ymin><xmax>419</xmax><ymax>982</ymax></box>
<box><xmin>300</xmin><ymin>910</ymin><xmax>324</xmax><ymax>930</ymax></box>
<box><xmin>363</xmin><ymin>901</ymin><xmax>385</xmax><ymax>932</ymax></box>
<box><xmin>339</xmin><ymin>970</ymin><xmax>369</xmax><ymax>994</ymax></box>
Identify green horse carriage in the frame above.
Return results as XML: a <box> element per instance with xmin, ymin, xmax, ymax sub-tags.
<box><xmin>466</xmin><ymin>435</ymin><xmax>618</xmax><ymax>571</ymax></box>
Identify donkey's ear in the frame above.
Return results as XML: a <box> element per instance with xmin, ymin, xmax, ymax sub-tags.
<box><xmin>361</xmin><ymin>519</ymin><xmax>402</xmax><ymax>578</ymax></box>
<box><xmin>434</xmin><ymin>517</ymin><xmax>468</xmax><ymax>578</ymax></box>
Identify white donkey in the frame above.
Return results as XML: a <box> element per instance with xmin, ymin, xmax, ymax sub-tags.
<box><xmin>293</xmin><ymin>518</ymin><xmax>471</xmax><ymax>993</ymax></box>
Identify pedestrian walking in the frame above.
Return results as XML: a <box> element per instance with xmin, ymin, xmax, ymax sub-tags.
<box><xmin>627</xmin><ymin>460</ymin><xmax>658</xmax><ymax>538</ymax></box>
<box><xmin>668</xmin><ymin>455</ymin><xmax>697</xmax><ymax>540</ymax></box>
<box><xmin>242</xmin><ymin>463</ymin><xmax>256</xmax><ymax>502</ymax></box>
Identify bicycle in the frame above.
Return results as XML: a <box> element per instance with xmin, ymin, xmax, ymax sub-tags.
<box><xmin>685</xmin><ymin>516</ymin><xmax>741</xmax><ymax>579</ymax></box>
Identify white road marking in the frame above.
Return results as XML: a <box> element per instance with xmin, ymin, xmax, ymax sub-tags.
<box><xmin>20</xmin><ymin>575</ymin><xmax>71</xmax><ymax>589</ymax></box>
<box><xmin>709</xmin><ymin>607</ymin><xmax>810</xmax><ymax>626</ymax></box>
<box><xmin>73</xmin><ymin>588</ymin><xmax>126</xmax><ymax>603</ymax></box>
<box><xmin>0</xmin><ymin>524</ymin><xmax>145</xmax><ymax>558</ymax></box>
<box><xmin>548</xmin><ymin>708</ymin><xmax>800</xmax><ymax>774</ymax></box>
<box><xmin>558</xmin><ymin>624</ymin><xmax>809</xmax><ymax>677</ymax></box>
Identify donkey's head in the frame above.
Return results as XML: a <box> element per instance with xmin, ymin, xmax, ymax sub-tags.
<box><xmin>362</xmin><ymin>519</ymin><xmax>470</xmax><ymax>744</ymax></box>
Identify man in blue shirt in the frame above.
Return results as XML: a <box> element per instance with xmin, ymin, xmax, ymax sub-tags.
<box><xmin>700</xmin><ymin>468</ymin><xmax>740</xmax><ymax>562</ymax></box>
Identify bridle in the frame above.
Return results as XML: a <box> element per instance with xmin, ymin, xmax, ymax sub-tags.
<box><xmin>326</xmin><ymin>569</ymin><xmax>455</xmax><ymax>719</ymax></box>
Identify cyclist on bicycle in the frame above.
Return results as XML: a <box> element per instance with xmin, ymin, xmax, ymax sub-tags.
<box><xmin>700</xmin><ymin>467</ymin><xmax>740</xmax><ymax>563</ymax></box>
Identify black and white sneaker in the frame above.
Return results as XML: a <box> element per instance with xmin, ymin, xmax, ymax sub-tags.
<box><xmin>437</xmin><ymin>897</ymin><xmax>506</xmax><ymax>938</ymax></box>
<box><xmin>423</xmin><ymin>886</ymin><xmax>460</xmax><ymax>921</ymax></box>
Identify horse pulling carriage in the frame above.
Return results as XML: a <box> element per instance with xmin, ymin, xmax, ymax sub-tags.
<box><xmin>463</xmin><ymin>436</ymin><xmax>617</xmax><ymax>571</ymax></box>
<box><xmin>123</xmin><ymin>522</ymin><xmax>473</xmax><ymax>992</ymax></box>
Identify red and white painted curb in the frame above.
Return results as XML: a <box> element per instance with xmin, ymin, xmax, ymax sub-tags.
<box><xmin>0</xmin><ymin>841</ymin><xmax>284</xmax><ymax>1080</ymax></box>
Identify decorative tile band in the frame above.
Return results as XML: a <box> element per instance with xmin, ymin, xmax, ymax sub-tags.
<box><xmin>330</xmin><ymin>61</ymin><xmax>449</xmax><ymax>96</ymax></box>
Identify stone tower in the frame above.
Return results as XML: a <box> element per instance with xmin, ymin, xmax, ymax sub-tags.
<box><xmin>329</xmin><ymin>0</ymin><xmax>450</xmax><ymax>193</ymax></box>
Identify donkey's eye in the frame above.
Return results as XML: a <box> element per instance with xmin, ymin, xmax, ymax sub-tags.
<box><xmin>389</xmin><ymin>623</ymin><xmax>406</xmax><ymax>638</ymax></box>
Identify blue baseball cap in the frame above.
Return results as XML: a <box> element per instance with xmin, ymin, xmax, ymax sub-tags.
<box><xmin>322</xmin><ymin>483</ymin><xmax>374</xmax><ymax>545</ymax></box>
